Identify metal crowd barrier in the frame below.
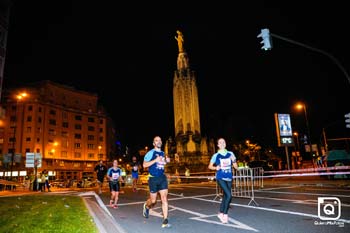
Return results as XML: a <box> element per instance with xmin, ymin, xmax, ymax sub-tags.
<box><xmin>250</xmin><ymin>167</ymin><xmax>264</xmax><ymax>188</ymax></box>
<box><xmin>213</xmin><ymin>167</ymin><xmax>263</xmax><ymax>206</ymax></box>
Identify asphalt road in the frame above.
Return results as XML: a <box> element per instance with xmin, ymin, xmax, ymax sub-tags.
<box><xmin>90</xmin><ymin>179</ymin><xmax>350</xmax><ymax>233</ymax></box>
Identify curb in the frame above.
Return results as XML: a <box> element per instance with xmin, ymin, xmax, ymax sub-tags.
<box><xmin>79</xmin><ymin>191</ymin><xmax>128</xmax><ymax>233</ymax></box>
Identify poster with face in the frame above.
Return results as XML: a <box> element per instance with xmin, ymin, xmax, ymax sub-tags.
<box><xmin>278</xmin><ymin>114</ymin><xmax>292</xmax><ymax>136</ymax></box>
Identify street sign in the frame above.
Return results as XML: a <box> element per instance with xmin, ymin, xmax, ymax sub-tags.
<box><xmin>345</xmin><ymin>112</ymin><xmax>350</xmax><ymax>128</ymax></box>
<box><xmin>25</xmin><ymin>152</ymin><xmax>42</xmax><ymax>168</ymax></box>
<box><xmin>3</xmin><ymin>153</ymin><xmax>11</xmax><ymax>163</ymax></box>
<box><xmin>14</xmin><ymin>154</ymin><xmax>21</xmax><ymax>163</ymax></box>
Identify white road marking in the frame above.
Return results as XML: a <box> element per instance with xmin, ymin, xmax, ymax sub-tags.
<box><xmin>258</xmin><ymin>185</ymin><xmax>299</xmax><ymax>191</ymax></box>
<box><xmin>171</xmin><ymin>205</ymin><xmax>258</xmax><ymax>232</ymax></box>
<box><xmin>193</xmin><ymin>197</ymin><xmax>350</xmax><ymax>224</ymax></box>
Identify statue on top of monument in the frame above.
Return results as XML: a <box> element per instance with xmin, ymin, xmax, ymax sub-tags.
<box><xmin>175</xmin><ymin>30</ymin><xmax>184</xmax><ymax>53</ymax></box>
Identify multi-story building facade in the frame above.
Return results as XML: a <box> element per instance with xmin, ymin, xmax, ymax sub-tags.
<box><xmin>0</xmin><ymin>80</ymin><xmax>116</xmax><ymax>181</ymax></box>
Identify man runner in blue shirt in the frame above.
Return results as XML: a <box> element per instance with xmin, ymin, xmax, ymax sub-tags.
<box><xmin>142</xmin><ymin>136</ymin><xmax>171</xmax><ymax>228</ymax></box>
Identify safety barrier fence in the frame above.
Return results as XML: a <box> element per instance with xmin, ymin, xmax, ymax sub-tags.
<box><xmin>213</xmin><ymin>167</ymin><xmax>262</xmax><ymax>206</ymax></box>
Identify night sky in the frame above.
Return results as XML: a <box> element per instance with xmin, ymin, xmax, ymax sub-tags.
<box><xmin>3</xmin><ymin>1</ymin><xmax>350</xmax><ymax>152</ymax></box>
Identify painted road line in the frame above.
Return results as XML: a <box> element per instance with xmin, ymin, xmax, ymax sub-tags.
<box><xmin>193</xmin><ymin>197</ymin><xmax>350</xmax><ymax>224</ymax></box>
<box><xmin>170</xmin><ymin>205</ymin><xmax>258</xmax><ymax>232</ymax></box>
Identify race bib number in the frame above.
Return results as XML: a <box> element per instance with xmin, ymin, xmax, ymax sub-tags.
<box><xmin>220</xmin><ymin>158</ymin><xmax>231</xmax><ymax>171</ymax></box>
<box><xmin>112</xmin><ymin>172</ymin><xmax>119</xmax><ymax>180</ymax></box>
<box><xmin>156</xmin><ymin>157</ymin><xmax>166</xmax><ymax>170</ymax></box>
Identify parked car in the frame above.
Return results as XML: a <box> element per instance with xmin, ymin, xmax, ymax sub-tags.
<box><xmin>137</xmin><ymin>172</ymin><xmax>149</xmax><ymax>185</ymax></box>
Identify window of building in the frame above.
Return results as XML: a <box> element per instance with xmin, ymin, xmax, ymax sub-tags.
<box><xmin>75</xmin><ymin>115</ymin><xmax>82</xmax><ymax>121</ymax></box>
<box><xmin>87</xmin><ymin>144</ymin><xmax>95</xmax><ymax>149</ymax></box>
<box><xmin>62</xmin><ymin>122</ymin><xmax>69</xmax><ymax>128</ymax></box>
<box><xmin>61</xmin><ymin>151</ymin><xmax>68</xmax><ymax>158</ymax></box>
<box><xmin>36</xmin><ymin>148</ymin><xmax>40</xmax><ymax>153</ymax></box>
<box><xmin>88</xmin><ymin>126</ymin><xmax>94</xmax><ymax>131</ymax></box>
<box><xmin>88</xmin><ymin>117</ymin><xmax>95</xmax><ymax>122</ymax></box>
<box><xmin>49</xmin><ymin>119</ymin><xmax>56</xmax><ymax>125</ymax></box>
<box><xmin>37</xmin><ymin>138</ymin><xmax>40</xmax><ymax>143</ymax></box>
<box><xmin>49</xmin><ymin>129</ymin><xmax>56</xmax><ymax>136</ymax></box>
<box><xmin>75</xmin><ymin>124</ymin><xmax>82</xmax><ymax>130</ymax></box>
<box><xmin>61</xmin><ymin>131</ymin><xmax>68</xmax><ymax>137</ymax></box>
<box><xmin>26</xmin><ymin>137</ymin><xmax>31</xmax><ymax>142</ymax></box>
<box><xmin>26</xmin><ymin>127</ymin><xmax>31</xmax><ymax>133</ymax></box>
<box><xmin>46</xmin><ymin>160</ymin><xmax>53</xmax><ymax>166</ymax></box>
<box><xmin>25</xmin><ymin>148</ymin><xmax>30</xmax><ymax>153</ymax></box>
<box><xmin>99</xmin><ymin>119</ymin><xmax>103</xmax><ymax>124</ymax></box>
<box><xmin>74</xmin><ymin>134</ymin><xmax>82</xmax><ymax>139</ymax></box>
<box><xmin>88</xmin><ymin>153</ymin><xmax>94</xmax><ymax>159</ymax></box>
<box><xmin>99</xmin><ymin>136</ymin><xmax>104</xmax><ymax>142</ymax></box>
<box><xmin>27</xmin><ymin>116</ymin><xmax>32</xmax><ymax>122</ymax></box>
<box><xmin>28</xmin><ymin>105</ymin><xmax>33</xmax><ymax>111</ymax></box>
<box><xmin>74</xmin><ymin>152</ymin><xmax>81</xmax><ymax>158</ymax></box>
<box><xmin>74</xmin><ymin>143</ymin><xmax>81</xmax><ymax>148</ymax></box>
<box><xmin>88</xmin><ymin>135</ymin><xmax>94</xmax><ymax>140</ymax></box>
<box><xmin>49</xmin><ymin>109</ymin><xmax>56</xmax><ymax>115</ymax></box>
<box><xmin>99</xmin><ymin>128</ymin><xmax>103</xmax><ymax>133</ymax></box>
<box><xmin>62</xmin><ymin>111</ymin><xmax>68</xmax><ymax>119</ymax></box>
<box><xmin>36</xmin><ymin>127</ymin><xmax>41</xmax><ymax>133</ymax></box>
<box><xmin>61</xmin><ymin>139</ymin><xmax>68</xmax><ymax>148</ymax></box>
<box><xmin>38</xmin><ymin>117</ymin><xmax>42</xmax><ymax>123</ymax></box>
<box><xmin>10</xmin><ymin>116</ymin><xmax>16</xmax><ymax>122</ymax></box>
<box><xmin>86</xmin><ymin>162</ymin><xmax>93</xmax><ymax>168</ymax></box>
<box><xmin>38</xmin><ymin>107</ymin><xmax>42</xmax><ymax>112</ymax></box>
<box><xmin>73</xmin><ymin>162</ymin><xmax>81</xmax><ymax>167</ymax></box>
<box><xmin>59</xmin><ymin>161</ymin><xmax>64</xmax><ymax>167</ymax></box>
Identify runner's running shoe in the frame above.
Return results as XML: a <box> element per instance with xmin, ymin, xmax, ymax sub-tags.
<box><xmin>161</xmin><ymin>218</ymin><xmax>171</xmax><ymax>228</ymax></box>
<box><xmin>143</xmin><ymin>202</ymin><xmax>149</xmax><ymax>218</ymax></box>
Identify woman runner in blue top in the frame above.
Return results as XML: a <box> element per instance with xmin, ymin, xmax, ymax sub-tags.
<box><xmin>208</xmin><ymin>138</ymin><xmax>238</xmax><ymax>224</ymax></box>
<box><xmin>107</xmin><ymin>160</ymin><xmax>124</xmax><ymax>209</ymax></box>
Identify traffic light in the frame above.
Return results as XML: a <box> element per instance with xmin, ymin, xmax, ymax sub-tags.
<box><xmin>257</xmin><ymin>28</ymin><xmax>272</xmax><ymax>50</ymax></box>
<box><xmin>345</xmin><ymin>112</ymin><xmax>350</xmax><ymax>128</ymax></box>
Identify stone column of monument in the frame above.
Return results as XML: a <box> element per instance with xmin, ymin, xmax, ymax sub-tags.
<box><xmin>172</xmin><ymin>30</ymin><xmax>204</xmax><ymax>156</ymax></box>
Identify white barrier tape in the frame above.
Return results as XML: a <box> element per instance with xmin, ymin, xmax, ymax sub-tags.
<box><xmin>264</xmin><ymin>165</ymin><xmax>350</xmax><ymax>174</ymax></box>
<box><xmin>169</xmin><ymin>171</ymin><xmax>350</xmax><ymax>180</ymax></box>
<box><xmin>262</xmin><ymin>171</ymin><xmax>350</xmax><ymax>178</ymax></box>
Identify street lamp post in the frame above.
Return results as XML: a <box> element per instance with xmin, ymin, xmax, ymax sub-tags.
<box><xmin>296</xmin><ymin>103</ymin><xmax>313</xmax><ymax>161</ymax></box>
<box><xmin>293</xmin><ymin>132</ymin><xmax>300</xmax><ymax>152</ymax></box>
<box><xmin>9</xmin><ymin>92</ymin><xmax>27</xmax><ymax>180</ymax></box>
<box><xmin>293</xmin><ymin>132</ymin><xmax>301</xmax><ymax>169</ymax></box>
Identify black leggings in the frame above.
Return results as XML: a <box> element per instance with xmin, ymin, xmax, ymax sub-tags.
<box><xmin>217</xmin><ymin>179</ymin><xmax>232</xmax><ymax>214</ymax></box>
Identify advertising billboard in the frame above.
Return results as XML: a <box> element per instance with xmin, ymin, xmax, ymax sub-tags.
<box><xmin>275</xmin><ymin>113</ymin><xmax>294</xmax><ymax>147</ymax></box>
